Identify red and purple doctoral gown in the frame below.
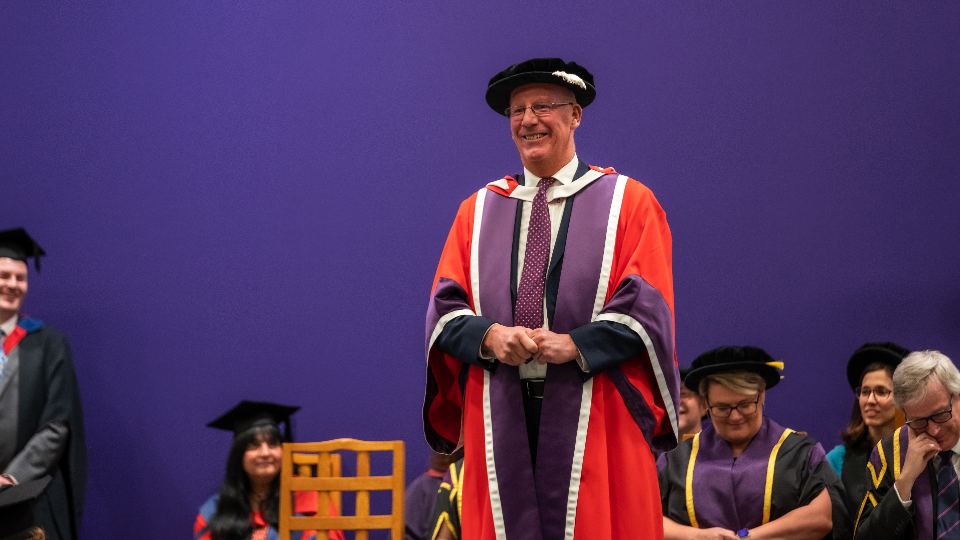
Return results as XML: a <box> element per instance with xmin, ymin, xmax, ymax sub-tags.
<box><xmin>658</xmin><ymin>417</ymin><xmax>850</xmax><ymax>538</ymax></box>
<box><xmin>424</xmin><ymin>165</ymin><xmax>680</xmax><ymax>539</ymax></box>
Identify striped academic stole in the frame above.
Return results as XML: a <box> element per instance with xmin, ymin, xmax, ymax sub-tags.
<box><xmin>0</xmin><ymin>318</ymin><xmax>43</xmax><ymax>383</ymax></box>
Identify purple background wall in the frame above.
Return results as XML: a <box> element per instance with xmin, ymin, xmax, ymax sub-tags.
<box><xmin>3</xmin><ymin>2</ymin><xmax>959</xmax><ymax>537</ymax></box>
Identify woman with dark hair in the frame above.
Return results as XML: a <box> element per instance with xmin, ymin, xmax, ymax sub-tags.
<box><xmin>193</xmin><ymin>401</ymin><xmax>343</xmax><ymax>540</ymax></box>
<box><xmin>825</xmin><ymin>343</ymin><xmax>908</xmax><ymax>517</ymax></box>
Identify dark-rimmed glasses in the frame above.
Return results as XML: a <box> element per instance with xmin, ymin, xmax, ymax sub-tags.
<box><xmin>855</xmin><ymin>386</ymin><xmax>893</xmax><ymax>400</ymax></box>
<box><xmin>505</xmin><ymin>102</ymin><xmax>575</xmax><ymax>118</ymax></box>
<box><xmin>706</xmin><ymin>395</ymin><xmax>761</xmax><ymax>418</ymax></box>
<box><xmin>905</xmin><ymin>396</ymin><xmax>955</xmax><ymax>432</ymax></box>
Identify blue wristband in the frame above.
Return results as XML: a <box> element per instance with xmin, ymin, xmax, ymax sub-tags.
<box><xmin>736</xmin><ymin>528</ymin><xmax>750</xmax><ymax>538</ymax></box>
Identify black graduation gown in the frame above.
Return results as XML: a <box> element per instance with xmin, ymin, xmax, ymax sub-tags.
<box><xmin>14</xmin><ymin>326</ymin><xmax>86</xmax><ymax>540</ymax></box>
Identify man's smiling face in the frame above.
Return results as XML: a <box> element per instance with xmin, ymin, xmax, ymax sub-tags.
<box><xmin>509</xmin><ymin>83</ymin><xmax>581</xmax><ymax>177</ymax></box>
<box><xmin>0</xmin><ymin>257</ymin><xmax>28</xmax><ymax>321</ymax></box>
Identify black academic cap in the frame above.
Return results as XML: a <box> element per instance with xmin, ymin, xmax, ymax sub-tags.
<box><xmin>0</xmin><ymin>228</ymin><xmax>46</xmax><ymax>271</ymax></box>
<box><xmin>846</xmin><ymin>342</ymin><xmax>910</xmax><ymax>390</ymax></box>
<box><xmin>485</xmin><ymin>58</ymin><xmax>597</xmax><ymax>116</ymax></box>
<box><xmin>685</xmin><ymin>346</ymin><xmax>784</xmax><ymax>391</ymax></box>
<box><xmin>207</xmin><ymin>400</ymin><xmax>300</xmax><ymax>441</ymax></box>
<box><xmin>0</xmin><ymin>476</ymin><xmax>51</xmax><ymax>539</ymax></box>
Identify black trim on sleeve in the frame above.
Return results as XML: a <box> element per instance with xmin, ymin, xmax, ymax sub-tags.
<box><xmin>569</xmin><ymin>320</ymin><xmax>646</xmax><ymax>376</ymax></box>
<box><xmin>435</xmin><ymin>315</ymin><xmax>497</xmax><ymax>370</ymax></box>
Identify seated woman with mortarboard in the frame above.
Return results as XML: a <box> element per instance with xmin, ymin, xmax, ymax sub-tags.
<box><xmin>193</xmin><ymin>401</ymin><xmax>343</xmax><ymax>540</ymax></box>
<box><xmin>825</xmin><ymin>342</ymin><xmax>908</xmax><ymax>519</ymax></box>
<box><xmin>658</xmin><ymin>347</ymin><xmax>850</xmax><ymax>540</ymax></box>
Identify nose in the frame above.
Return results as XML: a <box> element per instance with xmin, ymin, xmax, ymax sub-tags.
<box><xmin>866</xmin><ymin>391</ymin><xmax>879</xmax><ymax>404</ymax></box>
<box><xmin>520</xmin><ymin>106</ymin><xmax>539</xmax><ymax>125</ymax></box>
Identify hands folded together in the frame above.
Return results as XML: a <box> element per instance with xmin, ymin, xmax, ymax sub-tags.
<box><xmin>481</xmin><ymin>323</ymin><xmax>580</xmax><ymax>366</ymax></box>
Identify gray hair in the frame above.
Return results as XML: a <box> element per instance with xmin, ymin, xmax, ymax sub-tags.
<box><xmin>892</xmin><ymin>350</ymin><xmax>960</xmax><ymax>408</ymax></box>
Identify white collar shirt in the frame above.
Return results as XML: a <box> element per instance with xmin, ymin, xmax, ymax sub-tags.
<box><xmin>515</xmin><ymin>155</ymin><xmax>579</xmax><ymax>380</ymax></box>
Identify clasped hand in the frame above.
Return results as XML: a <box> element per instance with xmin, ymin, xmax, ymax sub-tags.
<box><xmin>481</xmin><ymin>324</ymin><xmax>578</xmax><ymax>366</ymax></box>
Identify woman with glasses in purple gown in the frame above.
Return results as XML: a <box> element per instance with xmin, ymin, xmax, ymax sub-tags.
<box><xmin>658</xmin><ymin>346</ymin><xmax>850</xmax><ymax>540</ymax></box>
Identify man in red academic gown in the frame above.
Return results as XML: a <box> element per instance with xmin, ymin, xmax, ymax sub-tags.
<box><xmin>423</xmin><ymin>58</ymin><xmax>681</xmax><ymax>539</ymax></box>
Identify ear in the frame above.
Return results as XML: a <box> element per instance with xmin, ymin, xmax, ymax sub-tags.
<box><xmin>571</xmin><ymin>105</ymin><xmax>583</xmax><ymax>127</ymax></box>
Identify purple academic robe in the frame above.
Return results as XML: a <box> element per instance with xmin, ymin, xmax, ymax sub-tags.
<box><xmin>854</xmin><ymin>426</ymin><xmax>936</xmax><ymax>540</ymax></box>
<box><xmin>658</xmin><ymin>417</ymin><xmax>849</xmax><ymax>537</ymax></box>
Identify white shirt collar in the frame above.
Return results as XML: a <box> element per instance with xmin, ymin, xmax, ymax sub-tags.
<box><xmin>522</xmin><ymin>154</ymin><xmax>579</xmax><ymax>187</ymax></box>
<box><xmin>0</xmin><ymin>314</ymin><xmax>18</xmax><ymax>336</ymax></box>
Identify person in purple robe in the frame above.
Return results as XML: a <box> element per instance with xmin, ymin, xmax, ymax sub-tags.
<box><xmin>854</xmin><ymin>350</ymin><xmax>960</xmax><ymax>539</ymax></box>
<box><xmin>658</xmin><ymin>346</ymin><xmax>850</xmax><ymax>540</ymax></box>
<box><xmin>404</xmin><ymin>450</ymin><xmax>459</xmax><ymax>540</ymax></box>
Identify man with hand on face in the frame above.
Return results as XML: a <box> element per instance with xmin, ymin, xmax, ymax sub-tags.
<box><xmin>423</xmin><ymin>58</ymin><xmax>680</xmax><ymax>539</ymax></box>
<box><xmin>854</xmin><ymin>350</ymin><xmax>960</xmax><ymax>539</ymax></box>
<box><xmin>0</xmin><ymin>228</ymin><xmax>85</xmax><ymax>540</ymax></box>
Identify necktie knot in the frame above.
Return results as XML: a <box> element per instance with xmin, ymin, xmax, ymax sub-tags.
<box><xmin>537</xmin><ymin>177</ymin><xmax>556</xmax><ymax>194</ymax></box>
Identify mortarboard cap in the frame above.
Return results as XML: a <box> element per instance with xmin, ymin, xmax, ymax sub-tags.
<box><xmin>846</xmin><ymin>342</ymin><xmax>910</xmax><ymax>390</ymax></box>
<box><xmin>207</xmin><ymin>400</ymin><xmax>300</xmax><ymax>441</ymax></box>
<box><xmin>0</xmin><ymin>228</ymin><xmax>45</xmax><ymax>271</ymax></box>
<box><xmin>685</xmin><ymin>346</ymin><xmax>784</xmax><ymax>391</ymax></box>
<box><xmin>0</xmin><ymin>475</ymin><xmax>51</xmax><ymax>539</ymax></box>
<box><xmin>486</xmin><ymin>58</ymin><xmax>597</xmax><ymax>116</ymax></box>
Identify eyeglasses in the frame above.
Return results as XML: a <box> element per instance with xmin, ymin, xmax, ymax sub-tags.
<box><xmin>505</xmin><ymin>102</ymin><xmax>575</xmax><ymax>118</ymax></box>
<box><xmin>855</xmin><ymin>386</ymin><xmax>893</xmax><ymax>400</ymax></box>
<box><xmin>905</xmin><ymin>397</ymin><xmax>955</xmax><ymax>432</ymax></box>
<box><xmin>706</xmin><ymin>395</ymin><xmax>761</xmax><ymax>418</ymax></box>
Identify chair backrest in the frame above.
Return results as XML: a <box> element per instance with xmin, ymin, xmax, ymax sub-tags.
<box><xmin>279</xmin><ymin>438</ymin><xmax>405</xmax><ymax>540</ymax></box>
<box><xmin>292</xmin><ymin>449</ymin><xmax>343</xmax><ymax>516</ymax></box>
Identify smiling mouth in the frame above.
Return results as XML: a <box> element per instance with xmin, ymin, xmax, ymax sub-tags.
<box><xmin>521</xmin><ymin>133</ymin><xmax>547</xmax><ymax>141</ymax></box>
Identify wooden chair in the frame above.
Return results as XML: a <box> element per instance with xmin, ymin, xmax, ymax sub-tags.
<box><xmin>292</xmin><ymin>450</ymin><xmax>342</xmax><ymax>516</ymax></box>
<box><xmin>279</xmin><ymin>438</ymin><xmax>405</xmax><ymax>540</ymax></box>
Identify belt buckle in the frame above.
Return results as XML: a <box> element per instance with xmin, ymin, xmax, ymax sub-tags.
<box><xmin>523</xmin><ymin>378</ymin><xmax>545</xmax><ymax>399</ymax></box>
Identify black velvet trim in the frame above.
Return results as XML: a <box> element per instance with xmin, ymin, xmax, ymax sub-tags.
<box><xmin>434</xmin><ymin>315</ymin><xmax>496</xmax><ymax>369</ymax></box>
<box><xmin>510</xmin><ymin>172</ymin><xmax>523</xmax><ymax>308</ymax></box>
<box><xmin>545</xmin><ymin>197</ymin><xmax>574</xmax><ymax>327</ymax></box>
<box><xmin>569</xmin><ymin>320</ymin><xmax>646</xmax><ymax>374</ymax></box>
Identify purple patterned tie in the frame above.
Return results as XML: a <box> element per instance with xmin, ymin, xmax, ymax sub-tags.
<box><xmin>515</xmin><ymin>178</ymin><xmax>555</xmax><ymax>330</ymax></box>
<box><xmin>938</xmin><ymin>451</ymin><xmax>960</xmax><ymax>539</ymax></box>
